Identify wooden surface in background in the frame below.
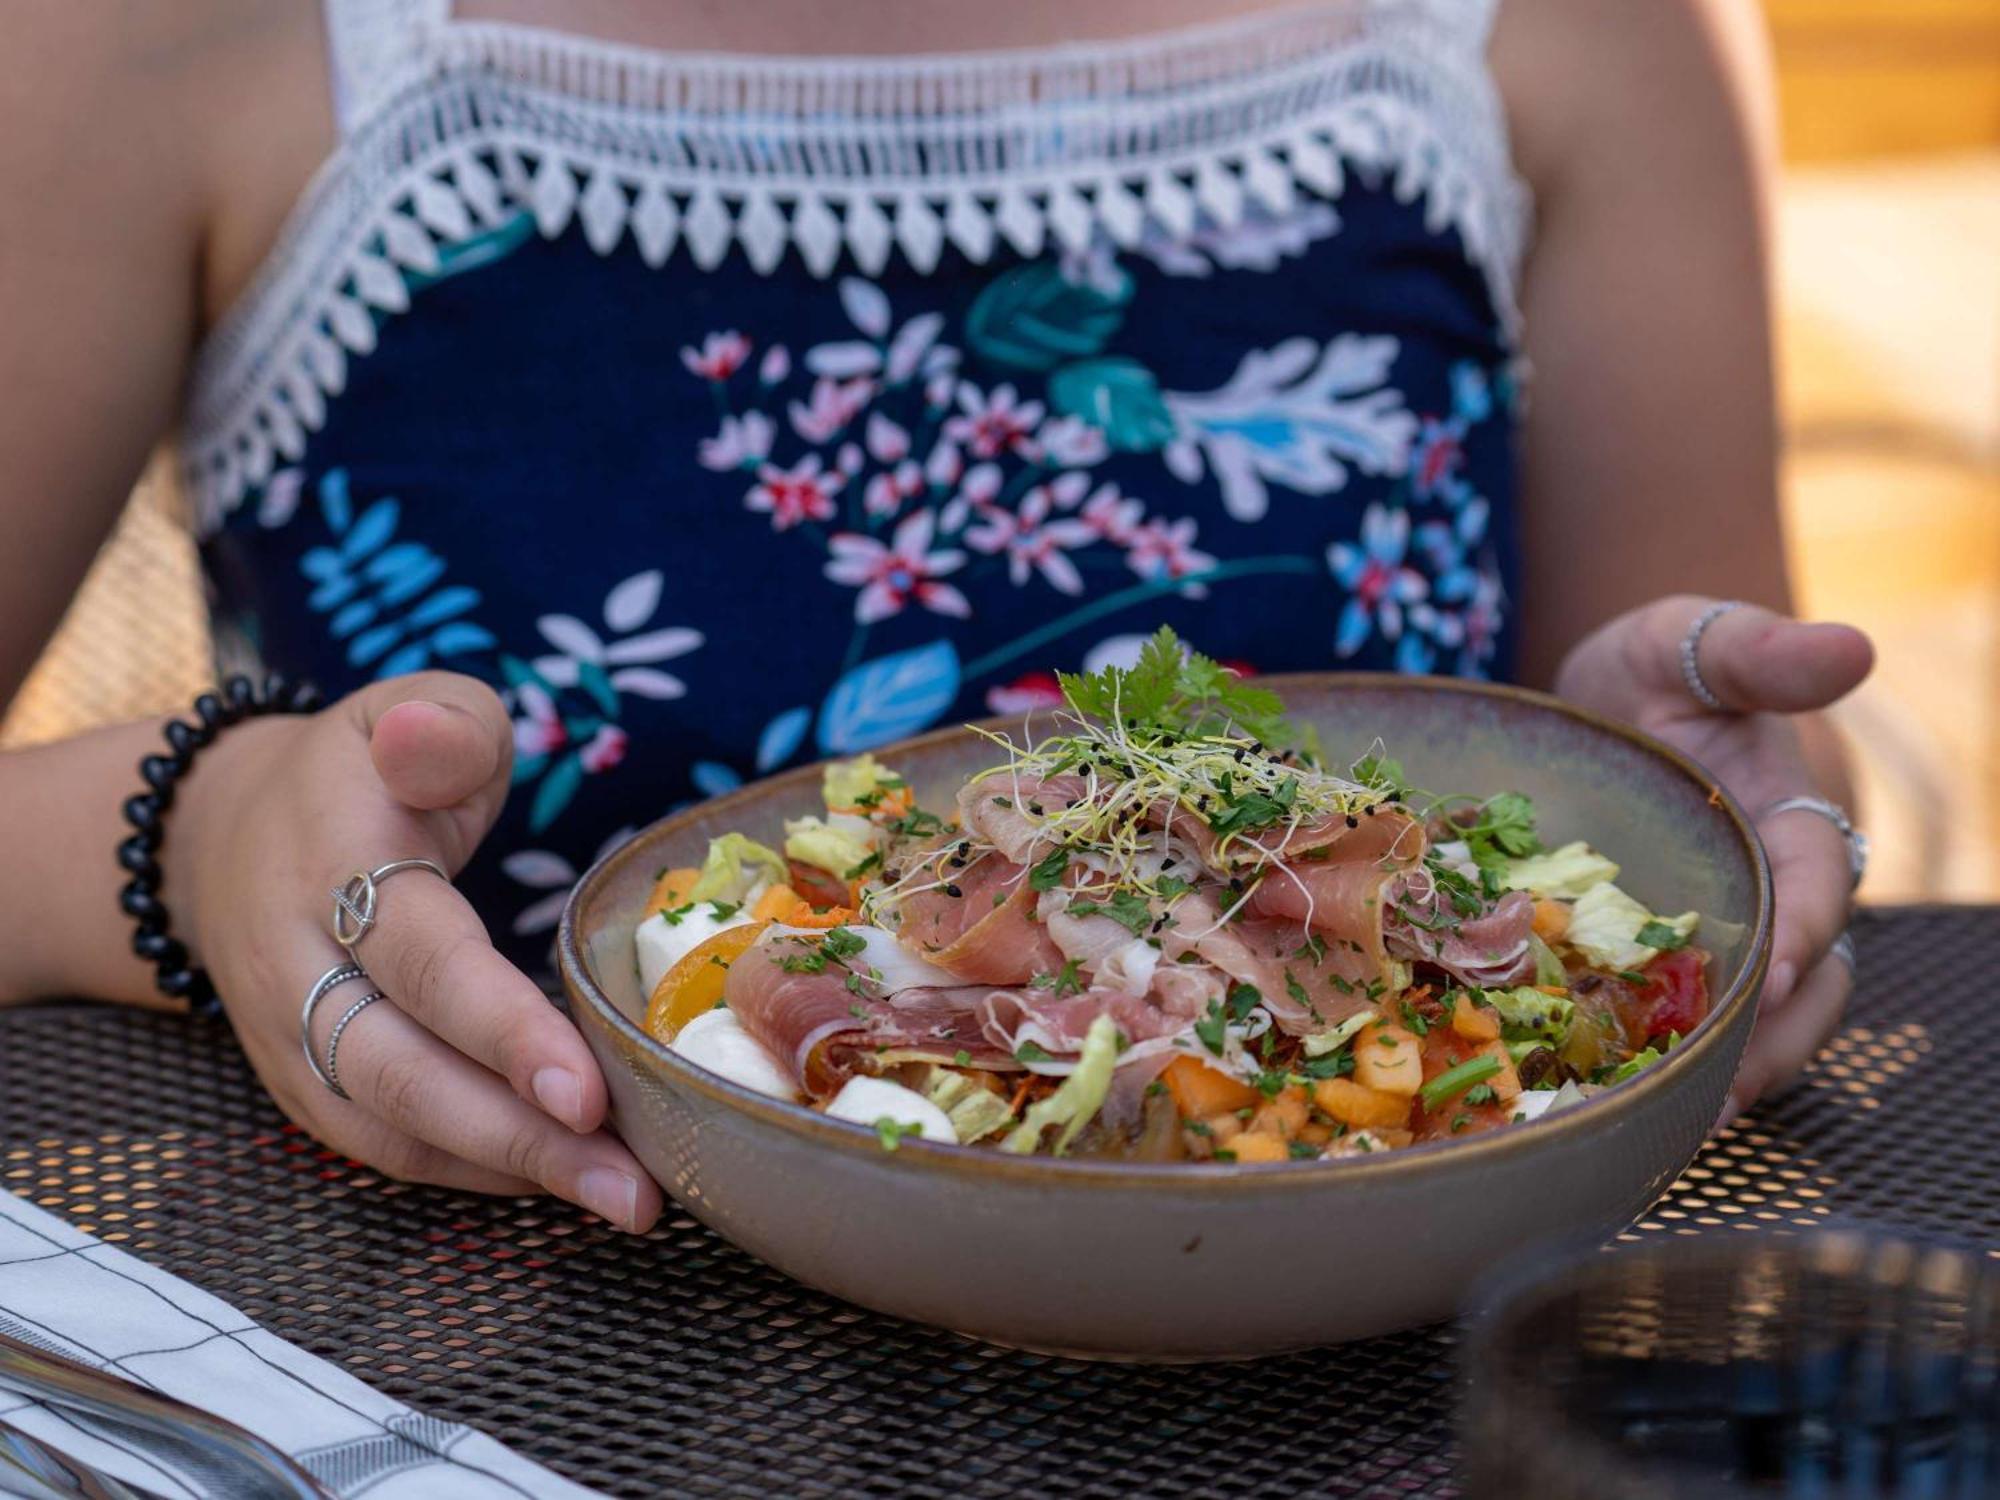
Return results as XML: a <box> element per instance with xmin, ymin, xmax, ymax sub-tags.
<box><xmin>1768</xmin><ymin>0</ymin><xmax>2000</xmax><ymax>160</ymax></box>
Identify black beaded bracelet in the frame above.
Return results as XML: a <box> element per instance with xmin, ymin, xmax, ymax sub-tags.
<box><xmin>119</xmin><ymin>672</ymin><xmax>323</xmax><ymax>1016</ymax></box>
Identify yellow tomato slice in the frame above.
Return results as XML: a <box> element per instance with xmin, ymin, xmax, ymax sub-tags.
<box><xmin>643</xmin><ymin>921</ymin><xmax>769</xmax><ymax>1042</ymax></box>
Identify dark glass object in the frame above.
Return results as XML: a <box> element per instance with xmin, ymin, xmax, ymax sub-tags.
<box><xmin>1462</xmin><ymin>1230</ymin><xmax>2000</xmax><ymax>1499</ymax></box>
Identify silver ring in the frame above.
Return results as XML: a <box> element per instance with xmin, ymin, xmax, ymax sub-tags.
<box><xmin>331</xmin><ymin>858</ymin><xmax>449</xmax><ymax>954</ymax></box>
<box><xmin>301</xmin><ymin>962</ymin><xmax>368</xmax><ymax>1096</ymax></box>
<box><xmin>1764</xmin><ymin>794</ymin><xmax>1870</xmax><ymax>890</ymax></box>
<box><xmin>1829</xmin><ymin>932</ymin><xmax>1857</xmax><ymax>972</ymax></box>
<box><xmin>1680</xmin><ymin>600</ymin><xmax>1746</xmax><ymax>712</ymax></box>
<box><xmin>323</xmin><ymin>991</ymin><xmax>386</xmax><ymax>1102</ymax></box>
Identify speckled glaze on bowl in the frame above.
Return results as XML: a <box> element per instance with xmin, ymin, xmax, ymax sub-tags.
<box><xmin>559</xmin><ymin>676</ymin><xmax>1772</xmax><ymax>1360</ymax></box>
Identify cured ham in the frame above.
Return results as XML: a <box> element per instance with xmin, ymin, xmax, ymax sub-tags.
<box><xmin>894</xmin><ymin>847</ymin><xmax>1066</xmax><ymax>984</ymax></box>
<box><xmin>1384</xmin><ymin>884</ymin><xmax>1537</xmax><ymax>987</ymax></box>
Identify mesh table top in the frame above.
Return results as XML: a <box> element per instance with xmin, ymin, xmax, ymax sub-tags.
<box><xmin>2</xmin><ymin>905</ymin><xmax>1994</xmax><ymax>1498</ymax></box>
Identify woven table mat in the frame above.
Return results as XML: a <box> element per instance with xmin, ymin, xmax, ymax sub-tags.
<box><xmin>2</xmin><ymin>906</ymin><xmax>1993</xmax><ymax>1498</ymax></box>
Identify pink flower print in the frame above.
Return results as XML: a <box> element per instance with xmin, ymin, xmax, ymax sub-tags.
<box><xmin>1410</xmin><ymin>416</ymin><xmax>1465</xmax><ymax>501</ymax></box>
<box><xmin>1125</xmin><ymin>516</ymin><xmax>1217</xmax><ymax>586</ymax></box>
<box><xmin>946</xmin><ymin>383</ymin><xmax>1045</xmax><ymax>460</ymax></box>
<box><xmin>789</xmin><ymin>376</ymin><xmax>874</xmax><ymax>444</ymax></box>
<box><xmin>866</xmin><ymin>413</ymin><xmax>911</xmax><ymax>464</ymax></box>
<box><xmin>1079</xmin><ymin>483</ymin><xmax>1144</xmax><ymax>544</ymax></box>
<box><xmin>986</xmin><ymin>671</ymin><xmax>1068</xmax><ymax>715</ymax></box>
<box><xmin>512</xmin><ymin>682</ymin><xmax>567</xmax><ymax>759</ymax></box>
<box><xmin>579</xmin><ymin>724</ymin><xmax>629</xmax><ymax>774</ymax></box>
<box><xmin>747</xmin><ymin>456</ymin><xmax>843</xmax><ymax>531</ymax></box>
<box><xmin>681</xmin><ymin>331</ymin><xmax>752</xmax><ymax>381</ymax></box>
<box><xmin>940</xmin><ymin>462</ymin><xmax>1004</xmax><ymax>534</ymax></box>
<box><xmin>1001</xmin><ymin>489</ymin><xmax>1096</xmax><ymax>595</ymax></box>
<box><xmin>1036</xmin><ymin>416</ymin><xmax>1110</xmax><ymax>468</ymax></box>
<box><xmin>698</xmin><ymin>412</ymin><xmax>774</xmax><ymax>472</ymax></box>
<box><xmin>823</xmin><ymin>512</ymin><xmax>971</xmax><ymax>624</ymax></box>
<box><xmin>1043</xmin><ymin>472</ymin><xmax>1093</xmax><ymax>510</ymax></box>
<box><xmin>864</xmin><ymin>460</ymin><xmax>924</xmax><ymax>518</ymax></box>
<box><xmin>924</xmin><ymin>439</ymin><xmax>962</xmax><ymax>490</ymax></box>
<box><xmin>758</xmin><ymin>345</ymin><xmax>791</xmax><ymax>384</ymax></box>
<box><xmin>837</xmin><ymin>442</ymin><xmax>865</xmax><ymax>476</ymax></box>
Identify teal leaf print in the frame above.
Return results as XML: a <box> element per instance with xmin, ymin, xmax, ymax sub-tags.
<box><xmin>578</xmin><ymin>660</ymin><xmax>619</xmax><ymax>718</ymax></box>
<box><xmin>817</xmin><ymin>640</ymin><xmax>961</xmax><ymax>754</ymax></box>
<box><xmin>757</xmin><ymin>707</ymin><xmax>811</xmax><ymax>771</ymax></box>
<box><xmin>692</xmin><ymin>761</ymin><xmax>743</xmax><ymax>798</ymax></box>
<box><xmin>1048</xmin><ymin>357</ymin><xmax>1175</xmax><ymax>451</ymax></box>
<box><xmin>530</xmin><ymin>752</ymin><xmax>586</xmax><ymax>833</ymax></box>
<box><xmin>964</xmin><ymin>262</ymin><xmax>1132</xmax><ymax>374</ymax></box>
<box><xmin>402</xmin><ymin>211</ymin><xmax>536</xmax><ymax>294</ymax></box>
<box><xmin>320</xmin><ymin>469</ymin><xmax>352</xmax><ymax>532</ymax></box>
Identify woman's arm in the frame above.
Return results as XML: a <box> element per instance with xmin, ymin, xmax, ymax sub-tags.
<box><xmin>1494</xmin><ymin>0</ymin><xmax>1871</xmax><ymax>1117</ymax></box>
<box><xmin>0</xmin><ymin>8</ymin><xmax>215</xmax><ymax>1006</ymax></box>
<box><xmin>1495</xmin><ymin>0</ymin><xmax>1789</xmax><ymax>681</ymax></box>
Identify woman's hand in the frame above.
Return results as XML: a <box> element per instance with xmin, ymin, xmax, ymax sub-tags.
<box><xmin>1555</xmin><ymin>597</ymin><xmax>1875</xmax><ymax>1125</ymax></box>
<box><xmin>164</xmin><ymin>671</ymin><xmax>664</xmax><ymax>1232</ymax></box>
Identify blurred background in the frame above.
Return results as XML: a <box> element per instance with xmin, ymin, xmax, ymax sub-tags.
<box><xmin>4</xmin><ymin>0</ymin><xmax>1996</xmax><ymax>903</ymax></box>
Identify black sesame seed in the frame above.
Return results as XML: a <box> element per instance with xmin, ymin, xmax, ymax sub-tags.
<box><xmin>944</xmin><ymin>884</ymin><xmax>964</xmax><ymax>899</ymax></box>
<box><xmin>1345</xmin><ymin>815</ymin><xmax>1359</xmax><ymax>829</ymax></box>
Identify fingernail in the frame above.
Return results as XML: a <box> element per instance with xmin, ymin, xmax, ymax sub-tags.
<box><xmin>1715</xmin><ymin>1098</ymin><xmax>1742</xmax><ymax>1134</ymax></box>
<box><xmin>532</xmin><ymin>1067</ymin><xmax>584</xmax><ymax>1129</ymax></box>
<box><xmin>1766</xmin><ymin>962</ymin><xmax>1797</xmax><ymax>1007</ymax></box>
<box><xmin>577</xmin><ymin>1167</ymin><xmax>640</xmax><ymax>1230</ymax></box>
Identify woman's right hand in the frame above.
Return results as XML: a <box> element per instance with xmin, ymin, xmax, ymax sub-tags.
<box><xmin>165</xmin><ymin>671</ymin><xmax>663</xmax><ymax>1232</ymax></box>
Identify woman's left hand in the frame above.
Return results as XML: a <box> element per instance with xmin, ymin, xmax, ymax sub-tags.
<box><xmin>1554</xmin><ymin>596</ymin><xmax>1874</xmax><ymax>1126</ymax></box>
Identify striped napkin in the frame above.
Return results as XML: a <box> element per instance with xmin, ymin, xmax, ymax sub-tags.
<box><xmin>0</xmin><ymin>1189</ymin><xmax>599</xmax><ymax>1498</ymax></box>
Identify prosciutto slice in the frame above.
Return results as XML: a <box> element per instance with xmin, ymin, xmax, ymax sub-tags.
<box><xmin>1384</xmin><ymin>884</ymin><xmax>1537</xmax><ymax>987</ymax></box>
<box><xmin>895</xmin><ymin>848</ymin><xmax>1066</xmax><ymax>984</ymax></box>
<box><xmin>724</xmin><ymin>935</ymin><xmax>1017</xmax><ymax>1096</ymax></box>
<box><xmin>956</xmin><ymin>772</ymin><xmax>1087</xmax><ymax>864</ymax></box>
<box><xmin>1144</xmin><ymin>798</ymin><xmax>1422</xmax><ymax>871</ymax></box>
<box><xmin>1153</xmin><ymin>887</ymin><xmax>1374</xmax><ymax>1034</ymax></box>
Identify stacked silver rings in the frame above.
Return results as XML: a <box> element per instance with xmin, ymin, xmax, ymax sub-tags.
<box><xmin>302</xmin><ymin>857</ymin><xmax>450</xmax><ymax>1099</ymax></box>
<box><xmin>1679</xmin><ymin>600</ymin><xmax>1744</xmax><ymax>713</ymax></box>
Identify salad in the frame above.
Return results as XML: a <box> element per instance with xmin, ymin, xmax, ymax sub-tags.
<box><xmin>635</xmin><ymin>630</ymin><xmax>1710</xmax><ymax>1163</ymax></box>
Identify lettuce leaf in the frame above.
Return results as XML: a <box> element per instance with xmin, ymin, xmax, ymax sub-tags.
<box><xmin>1500</xmin><ymin>841</ymin><xmax>1619</xmax><ymax>900</ymax></box>
<box><xmin>783</xmin><ymin>816</ymin><xmax>874</xmax><ymax>880</ymax></box>
<box><xmin>1000</xmin><ymin>1014</ymin><xmax>1120</xmax><ymax>1156</ymax></box>
<box><xmin>823</xmin><ymin>754</ymin><xmax>902</xmax><ymax>812</ymax></box>
<box><xmin>687</xmin><ymin>833</ymin><xmax>788</xmax><ymax>903</ymax></box>
<box><xmin>1567</xmin><ymin>883</ymin><xmax>1699</xmax><ymax>973</ymax></box>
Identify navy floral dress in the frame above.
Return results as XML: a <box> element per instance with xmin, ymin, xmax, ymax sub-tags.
<box><xmin>182</xmin><ymin>0</ymin><xmax>1531</xmax><ymax>966</ymax></box>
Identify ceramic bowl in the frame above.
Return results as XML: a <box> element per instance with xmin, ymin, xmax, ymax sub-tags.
<box><xmin>559</xmin><ymin>676</ymin><xmax>1772</xmax><ymax>1360</ymax></box>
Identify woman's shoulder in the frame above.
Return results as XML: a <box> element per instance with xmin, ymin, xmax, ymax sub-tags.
<box><xmin>1492</xmin><ymin>0</ymin><xmax>1778</xmax><ymax>203</ymax></box>
<box><xmin>4</xmin><ymin>0</ymin><xmax>334</xmax><ymax>338</ymax></box>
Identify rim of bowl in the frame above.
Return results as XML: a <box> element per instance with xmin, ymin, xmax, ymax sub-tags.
<box><xmin>559</xmin><ymin>674</ymin><xmax>1773</xmax><ymax>1190</ymax></box>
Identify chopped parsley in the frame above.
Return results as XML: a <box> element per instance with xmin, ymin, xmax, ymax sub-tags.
<box><xmin>1285</xmin><ymin>970</ymin><xmax>1313</xmax><ymax>1009</ymax></box>
<box><xmin>843</xmin><ymin>850</ymin><xmax>882</xmax><ymax>881</ymax></box>
<box><xmin>1155</xmin><ymin>874</ymin><xmax>1194</xmax><ymax>901</ymax></box>
<box><xmin>1635</xmin><ymin>921</ymin><xmax>1690</xmax><ymax>952</ymax></box>
<box><xmin>1398</xmin><ymin>1000</ymin><xmax>1431</xmax><ymax>1038</ymax></box>
<box><xmin>1615</xmin><ymin>970</ymin><xmax>1650</xmax><ymax>985</ymax></box>
<box><xmin>1027</xmin><ymin>847</ymin><xmax>1071</xmax><ymax>892</ymax></box>
<box><xmin>953</xmin><ymin>1049</ymin><xmax>972</xmax><ymax>1066</ymax></box>
<box><xmin>1425</xmin><ymin>858</ymin><xmax>1484</xmax><ymax>917</ymax></box>
<box><xmin>1252</xmin><ymin>1069</ymin><xmax>1290</xmax><ymax>1098</ymax></box>
<box><xmin>1014</xmin><ymin>1041</ymin><xmax>1053</xmax><ymax>1064</ymax></box>
<box><xmin>1295</xmin><ymin>934</ymin><xmax>1328</xmax><ymax>967</ymax></box>
<box><xmin>1206</xmin><ymin>774</ymin><xmax>1300</xmax><ymax>838</ymax></box>
<box><xmin>778</xmin><ymin>926</ymin><xmax>866</xmax><ymax>975</ymax></box>
<box><xmin>1463</xmin><ymin>1084</ymin><xmax>1496</xmax><ymax>1106</ymax></box>
<box><xmin>1069</xmin><ymin>889</ymin><xmax>1154</xmax><ymax>935</ymax></box>
<box><xmin>1194</xmin><ymin>1000</ymin><xmax>1229</xmax><ymax>1056</ymax></box>
<box><xmin>1228</xmin><ymin>983</ymin><xmax>1262</xmax><ymax>1023</ymax></box>
<box><xmin>1031</xmin><ymin>958</ymin><xmax>1085</xmax><ymax>998</ymax></box>
<box><xmin>884</xmin><ymin>807</ymin><xmax>946</xmax><ymax>839</ymax></box>
<box><xmin>1298</xmin><ymin>1050</ymin><xmax>1356</xmax><ymax>1081</ymax></box>
<box><xmin>1288</xmin><ymin>1141</ymin><xmax>1320</xmax><ymax>1160</ymax></box>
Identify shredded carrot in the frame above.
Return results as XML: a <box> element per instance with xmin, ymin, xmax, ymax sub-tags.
<box><xmin>1008</xmin><ymin>1074</ymin><xmax>1035</xmax><ymax>1113</ymax></box>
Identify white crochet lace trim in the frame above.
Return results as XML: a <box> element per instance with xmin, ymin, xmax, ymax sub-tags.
<box><xmin>183</xmin><ymin>1</ymin><xmax>1530</xmax><ymax>533</ymax></box>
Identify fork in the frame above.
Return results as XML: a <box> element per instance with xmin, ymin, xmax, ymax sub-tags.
<box><xmin>0</xmin><ymin>1328</ymin><xmax>330</xmax><ymax>1499</ymax></box>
